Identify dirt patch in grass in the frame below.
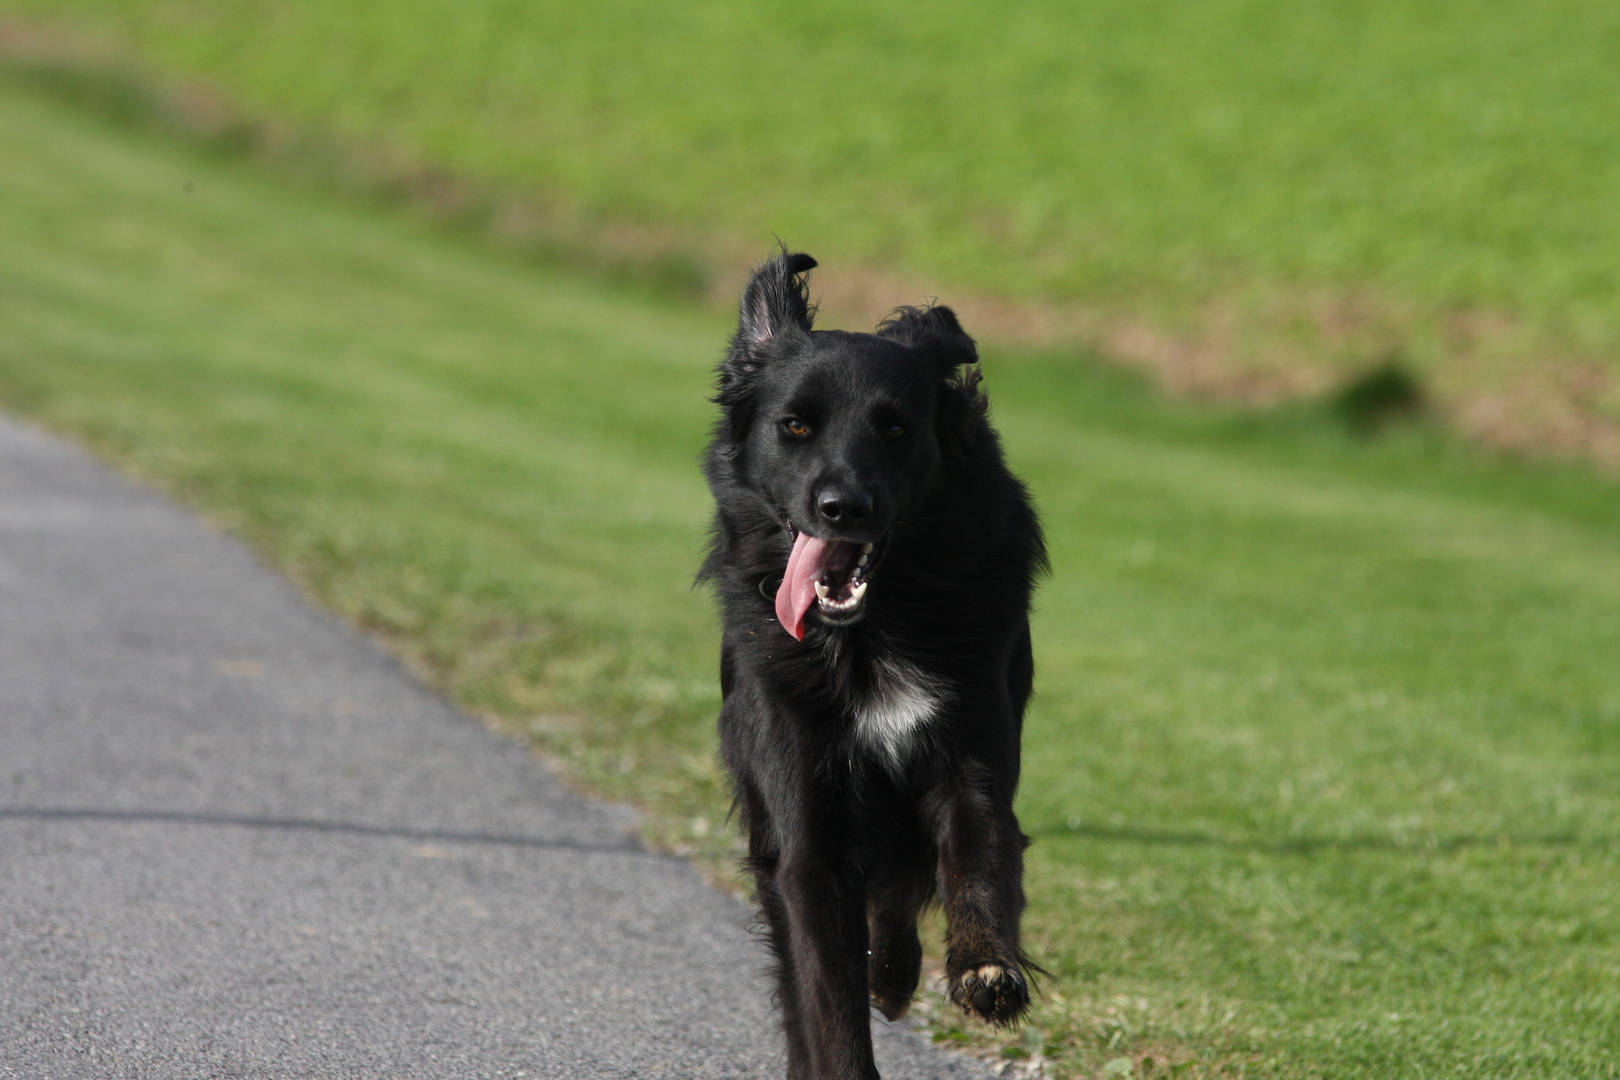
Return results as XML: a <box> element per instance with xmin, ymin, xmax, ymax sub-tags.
<box><xmin>808</xmin><ymin>261</ymin><xmax>1620</xmax><ymax>471</ymax></box>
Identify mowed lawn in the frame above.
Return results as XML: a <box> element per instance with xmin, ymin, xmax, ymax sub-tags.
<box><xmin>2</xmin><ymin>83</ymin><xmax>1618</xmax><ymax>1078</ymax></box>
<box><xmin>8</xmin><ymin>0</ymin><xmax>1620</xmax><ymax>401</ymax></box>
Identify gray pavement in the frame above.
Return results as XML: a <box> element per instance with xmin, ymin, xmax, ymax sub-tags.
<box><xmin>0</xmin><ymin>414</ymin><xmax>988</xmax><ymax>1079</ymax></box>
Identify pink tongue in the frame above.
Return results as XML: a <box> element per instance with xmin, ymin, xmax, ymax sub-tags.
<box><xmin>775</xmin><ymin>532</ymin><xmax>833</xmax><ymax>640</ymax></box>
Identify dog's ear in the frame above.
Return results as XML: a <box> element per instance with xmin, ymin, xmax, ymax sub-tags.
<box><xmin>713</xmin><ymin>249</ymin><xmax>817</xmax><ymax>451</ymax></box>
<box><xmin>733</xmin><ymin>249</ymin><xmax>818</xmax><ymax>357</ymax></box>
<box><xmin>875</xmin><ymin>304</ymin><xmax>978</xmax><ymax>372</ymax></box>
<box><xmin>877</xmin><ymin>304</ymin><xmax>988</xmax><ymax>457</ymax></box>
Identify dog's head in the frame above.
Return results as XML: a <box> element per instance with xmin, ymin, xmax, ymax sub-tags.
<box><xmin>710</xmin><ymin>249</ymin><xmax>987</xmax><ymax>639</ymax></box>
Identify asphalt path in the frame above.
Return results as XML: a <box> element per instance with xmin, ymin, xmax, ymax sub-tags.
<box><xmin>0</xmin><ymin>413</ymin><xmax>988</xmax><ymax>1079</ymax></box>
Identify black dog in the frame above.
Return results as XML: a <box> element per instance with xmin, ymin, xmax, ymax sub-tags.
<box><xmin>701</xmin><ymin>250</ymin><xmax>1046</xmax><ymax>1079</ymax></box>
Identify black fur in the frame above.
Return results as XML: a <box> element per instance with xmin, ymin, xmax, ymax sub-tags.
<box><xmin>701</xmin><ymin>249</ymin><xmax>1047</xmax><ymax>1079</ymax></box>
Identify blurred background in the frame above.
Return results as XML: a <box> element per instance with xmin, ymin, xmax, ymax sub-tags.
<box><xmin>0</xmin><ymin>3</ymin><xmax>1616</xmax><ymax>1076</ymax></box>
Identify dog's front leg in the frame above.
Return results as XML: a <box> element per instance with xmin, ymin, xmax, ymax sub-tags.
<box><xmin>740</xmin><ymin>787</ymin><xmax>814</xmax><ymax>1076</ymax></box>
<box><xmin>935</xmin><ymin>773</ymin><xmax>1032</xmax><ymax>1026</ymax></box>
<box><xmin>775</xmin><ymin>842</ymin><xmax>879</xmax><ymax>1080</ymax></box>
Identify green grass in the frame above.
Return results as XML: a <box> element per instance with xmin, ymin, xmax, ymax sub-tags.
<box><xmin>2</xmin><ymin>80</ymin><xmax>1619</xmax><ymax>1077</ymax></box>
<box><xmin>5</xmin><ymin>0</ymin><xmax>1620</xmax><ymax>411</ymax></box>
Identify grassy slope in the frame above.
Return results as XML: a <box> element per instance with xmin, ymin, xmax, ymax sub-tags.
<box><xmin>5</xmin><ymin>1</ymin><xmax>1620</xmax><ymax>394</ymax></box>
<box><xmin>0</xmin><ymin>72</ymin><xmax>736</xmax><ymax>844</ymax></box>
<box><xmin>2</xmin><ymin>82</ymin><xmax>1618</xmax><ymax>1077</ymax></box>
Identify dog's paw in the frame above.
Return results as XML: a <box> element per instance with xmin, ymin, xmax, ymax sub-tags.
<box><xmin>868</xmin><ymin>920</ymin><xmax>923</xmax><ymax>1022</ymax></box>
<box><xmin>948</xmin><ymin>962</ymin><xmax>1029</xmax><ymax>1026</ymax></box>
<box><xmin>870</xmin><ymin>986</ymin><xmax>913</xmax><ymax>1022</ymax></box>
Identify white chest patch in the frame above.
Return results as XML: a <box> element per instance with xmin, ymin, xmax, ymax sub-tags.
<box><xmin>852</xmin><ymin>656</ymin><xmax>951</xmax><ymax>768</ymax></box>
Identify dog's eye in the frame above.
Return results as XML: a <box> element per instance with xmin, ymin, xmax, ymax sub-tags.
<box><xmin>886</xmin><ymin>423</ymin><xmax>907</xmax><ymax>440</ymax></box>
<box><xmin>783</xmin><ymin>417</ymin><xmax>810</xmax><ymax>437</ymax></box>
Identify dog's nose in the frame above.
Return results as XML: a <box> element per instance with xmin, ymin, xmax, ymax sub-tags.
<box><xmin>816</xmin><ymin>487</ymin><xmax>873</xmax><ymax>525</ymax></box>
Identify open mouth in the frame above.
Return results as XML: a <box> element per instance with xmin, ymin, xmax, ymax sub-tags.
<box><xmin>773</xmin><ymin>523</ymin><xmax>888</xmax><ymax>640</ymax></box>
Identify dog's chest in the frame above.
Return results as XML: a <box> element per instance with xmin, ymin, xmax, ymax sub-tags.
<box><xmin>849</xmin><ymin>654</ymin><xmax>950</xmax><ymax>766</ymax></box>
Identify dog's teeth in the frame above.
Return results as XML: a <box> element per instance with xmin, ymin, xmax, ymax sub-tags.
<box><xmin>857</xmin><ymin>554</ymin><xmax>868</xmax><ymax>568</ymax></box>
<box><xmin>862</xmin><ymin>542</ymin><xmax>874</xmax><ymax>553</ymax></box>
<box><xmin>851</xmin><ymin>581</ymin><xmax>868</xmax><ymax>601</ymax></box>
<box><xmin>814</xmin><ymin>582</ymin><xmax>829</xmax><ymax>600</ymax></box>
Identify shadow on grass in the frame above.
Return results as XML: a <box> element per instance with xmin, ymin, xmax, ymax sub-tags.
<box><xmin>1332</xmin><ymin>357</ymin><xmax>1426</xmax><ymax>434</ymax></box>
